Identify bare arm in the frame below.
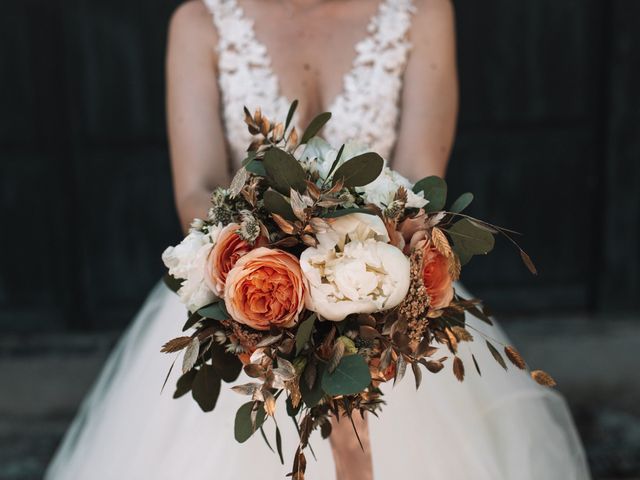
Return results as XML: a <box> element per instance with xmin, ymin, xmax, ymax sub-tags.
<box><xmin>393</xmin><ymin>0</ymin><xmax>458</xmax><ymax>181</ymax></box>
<box><xmin>166</xmin><ymin>0</ymin><xmax>229</xmax><ymax>233</ymax></box>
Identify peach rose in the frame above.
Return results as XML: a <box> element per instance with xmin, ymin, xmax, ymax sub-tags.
<box><xmin>422</xmin><ymin>241</ymin><xmax>454</xmax><ymax>310</ymax></box>
<box><xmin>224</xmin><ymin>247</ymin><xmax>306</xmax><ymax>331</ymax></box>
<box><xmin>205</xmin><ymin>223</ymin><xmax>253</xmax><ymax>297</ymax></box>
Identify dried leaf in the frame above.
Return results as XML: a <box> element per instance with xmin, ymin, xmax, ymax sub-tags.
<box><xmin>327</xmin><ymin>340</ymin><xmax>346</xmax><ymax>374</ymax></box>
<box><xmin>244</xmin><ymin>363</ymin><xmax>264</xmax><ymax>378</ymax></box>
<box><xmin>394</xmin><ymin>354</ymin><xmax>407</xmax><ymax>385</ymax></box>
<box><xmin>290</xmin><ymin>188</ymin><xmax>309</xmax><ymax>221</ymax></box>
<box><xmin>264</xmin><ymin>390</ymin><xmax>277</xmax><ymax>416</ymax></box>
<box><xmin>256</xmin><ymin>333</ymin><xmax>283</xmax><ymax>348</ymax></box>
<box><xmin>229</xmin><ymin>167</ymin><xmax>250</xmax><ymax>198</ymax></box>
<box><xmin>520</xmin><ymin>250</ymin><xmax>538</xmax><ymax>275</ymax></box>
<box><xmin>271</xmin><ymin>213</ymin><xmax>296</xmax><ymax>235</ymax></box>
<box><xmin>411</xmin><ymin>361</ymin><xmax>422</xmax><ymax>389</ymax></box>
<box><xmin>486</xmin><ymin>341</ymin><xmax>507</xmax><ymax>370</ymax></box>
<box><xmin>359</xmin><ymin>325</ymin><xmax>381</xmax><ymax>340</ymax></box>
<box><xmin>453</xmin><ymin>356</ymin><xmax>465</xmax><ymax>381</ymax></box>
<box><xmin>451</xmin><ymin>326</ymin><xmax>474</xmax><ymax>342</ymax></box>
<box><xmin>504</xmin><ymin>346</ymin><xmax>527</xmax><ymax>370</ymax></box>
<box><xmin>445</xmin><ymin>327</ymin><xmax>458</xmax><ymax>353</ymax></box>
<box><xmin>182</xmin><ymin>337</ymin><xmax>200</xmax><ymax>374</ymax></box>
<box><xmin>231</xmin><ymin>382</ymin><xmax>261</xmax><ymax>396</ymax></box>
<box><xmin>531</xmin><ymin>370</ymin><xmax>557</xmax><ymax>387</ymax></box>
<box><xmin>419</xmin><ymin>358</ymin><xmax>444</xmax><ymax>374</ymax></box>
<box><xmin>379</xmin><ymin>346</ymin><xmax>393</xmax><ymax>371</ymax></box>
<box><xmin>161</xmin><ymin>336</ymin><xmax>192</xmax><ymax>353</ymax></box>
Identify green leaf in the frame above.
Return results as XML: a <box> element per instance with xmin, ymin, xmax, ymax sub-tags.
<box><xmin>448</xmin><ymin>218</ymin><xmax>495</xmax><ymax>262</ymax></box>
<box><xmin>263</xmin><ymin>189</ymin><xmax>297</xmax><ymax>222</ymax></box>
<box><xmin>163</xmin><ymin>273</ymin><xmax>183</xmax><ymax>294</ymax></box>
<box><xmin>173</xmin><ymin>369</ymin><xmax>197</xmax><ymax>399</ymax></box>
<box><xmin>182</xmin><ymin>310</ymin><xmax>202</xmax><ymax>331</ymax></box>
<box><xmin>275</xmin><ymin>424</ymin><xmax>284</xmax><ymax>464</ymax></box>
<box><xmin>413</xmin><ymin>176</ymin><xmax>447</xmax><ymax>212</ymax></box>
<box><xmin>301</xmin><ymin>363</ymin><xmax>325</xmax><ymax>408</ymax></box>
<box><xmin>295</xmin><ymin>314</ymin><xmax>316</xmax><ymax>355</ymax></box>
<box><xmin>449</xmin><ymin>192</ymin><xmax>474</xmax><ymax>213</ymax></box>
<box><xmin>241</xmin><ymin>151</ymin><xmax>257</xmax><ymax>167</ymax></box>
<box><xmin>211</xmin><ymin>344</ymin><xmax>242</xmax><ymax>383</ymax></box>
<box><xmin>325</xmin><ymin>144</ymin><xmax>345</xmax><ymax>181</ymax></box>
<box><xmin>235</xmin><ymin>401</ymin><xmax>267</xmax><ymax>443</ymax></box>
<box><xmin>191</xmin><ymin>365</ymin><xmax>221</xmax><ymax>412</ymax></box>
<box><xmin>300</xmin><ymin>112</ymin><xmax>332</xmax><ymax>144</ymax></box>
<box><xmin>245</xmin><ymin>159</ymin><xmax>266</xmax><ymax>176</ymax></box>
<box><xmin>331</xmin><ymin>152</ymin><xmax>383</xmax><ymax>188</ymax></box>
<box><xmin>321</xmin><ymin>354</ymin><xmax>371</xmax><ymax>396</ymax></box>
<box><xmin>198</xmin><ymin>302</ymin><xmax>228</xmax><ymax>321</ymax></box>
<box><xmin>285</xmin><ymin>100</ymin><xmax>299</xmax><ymax>130</ymax></box>
<box><xmin>320</xmin><ymin>207</ymin><xmax>376</xmax><ymax>219</ymax></box>
<box><xmin>286</xmin><ymin>396</ymin><xmax>302</xmax><ymax>417</ymax></box>
<box><xmin>263</xmin><ymin>148</ymin><xmax>307</xmax><ymax>194</ymax></box>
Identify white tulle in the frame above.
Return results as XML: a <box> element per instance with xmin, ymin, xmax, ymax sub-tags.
<box><xmin>46</xmin><ymin>283</ymin><xmax>590</xmax><ymax>479</ymax></box>
<box><xmin>46</xmin><ymin>0</ymin><xmax>590</xmax><ymax>477</ymax></box>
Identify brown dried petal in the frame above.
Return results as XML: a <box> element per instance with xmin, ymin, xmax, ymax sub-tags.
<box><xmin>505</xmin><ymin>346</ymin><xmax>527</xmax><ymax>370</ymax></box>
<box><xmin>531</xmin><ymin>370</ymin><xmax>557</xmax><ymax>387</ymax></box>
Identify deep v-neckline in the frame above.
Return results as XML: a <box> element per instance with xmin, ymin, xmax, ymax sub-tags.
<box><xmin>233</xmin><ymin>0</ymin><xmax>389</xmax><ymax>116</ymax></box>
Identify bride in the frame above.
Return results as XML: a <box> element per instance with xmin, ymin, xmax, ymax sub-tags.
<box><xmin>46</xmin><ymin>0</ymin><xmax>590</xmax><ymax>478</ymax></box>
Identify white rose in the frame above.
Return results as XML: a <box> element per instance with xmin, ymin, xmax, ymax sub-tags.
<box><xmin>162</xmin><ymin>223</ymin><xmax>223</xmax><ymax>312</ymax></box>
<box><xmin>300</xmin><ymin>213</ymin><xmax>410</xmax><ymax>321</ymax></box>
<box><xmin>357</xmin><ymin>167</ymin><xmax>428</xmax><ymax>209</ymax></box>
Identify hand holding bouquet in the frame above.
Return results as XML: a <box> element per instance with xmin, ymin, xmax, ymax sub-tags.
<box><xmin>161</xmin><ymin>102</ymin><xmax>553</xmax><ymax>479</ymax></box>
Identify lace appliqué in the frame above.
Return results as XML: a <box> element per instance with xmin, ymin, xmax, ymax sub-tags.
<box><xmin>203</xmin><ymin>0</ymin><xmax>414</xmax><ymax>167</ymax></box>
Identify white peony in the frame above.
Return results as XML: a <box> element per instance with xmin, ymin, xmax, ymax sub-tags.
<box><xmin>298</xmin><ymin>138</ymin><xmax>369</xmax><ymax>179</ymax></box>
<box><xmin>162</xmin><ymin>223</ymin><xmax>223</xmax><ymax>312</ymax></box>
<box><xmin>357</xmin><ymin>167</ymin><xmax>428</xmax><ymax>209</ymax></box>
<box><xmin>300</xmin><ymin>213</ymin><xmax>410</xmax><ymax>321</ymax></box>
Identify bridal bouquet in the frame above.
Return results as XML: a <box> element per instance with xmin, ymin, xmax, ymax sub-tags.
<box><xmin>161</xmin><ymin>102</ymin><xmax>553</xmax><ymax>479</ymax></box>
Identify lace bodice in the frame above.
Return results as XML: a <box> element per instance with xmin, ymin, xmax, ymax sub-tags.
<box><xmin>204</xmin><ymin>0</ymin><xmax>415</xmax><ymax>168</ymax></box>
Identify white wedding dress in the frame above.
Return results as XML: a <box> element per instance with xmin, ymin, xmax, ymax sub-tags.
<box><xmin>46</xmin><ymin>0</ymin><xmax>591</xmax><ymax>478</ymax></box>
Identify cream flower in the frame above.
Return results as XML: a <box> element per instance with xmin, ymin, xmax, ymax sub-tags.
<box><xmin>162</xmin><ymin>223</ymin><xmax>223</xmax><ymax>312</ymax></box>
<box><xmin>357</xmin><ymin>167</ymin><xmax>428</xmax><ymax>209</ymax></box>
<box><xmin>300</xmin><ymin>213</ymin><xmax>410</xmax><ymax>321</ymax></box>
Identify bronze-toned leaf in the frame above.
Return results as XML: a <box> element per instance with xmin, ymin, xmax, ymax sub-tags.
<box><xmin>486</xmin><ymin>341</ymin><xmax>507</xmax><ymax>370</ymax></box>
<box><xmin>244</xmin><ymin>363</ymin><xmax>264</xmax><ymax>378</ymax></box>
<box><xmin>520</xmin><ymin>250</ymin><xmax>538</xmax><ymax>275</ymax></box>
<box><xmin>445</xmin><ymin>327</ymin><xmax>458</xmax><ymax>353</ymax></box>
<box><xmin>504</xmin><ymin>346</ymin><xmax>526</xmax><ymax>370</ymax></box>
<box><xmin>531</xmin><ymin>370</ymin><xmax>557</xmax><ymax>387</ymax></box>
<box><xmin>161</xmin><ymin>336</ymin><xmax>192</xmax><ymax>353</ymax></box>
<box><xmin>420</xmin><ymin>358</ymin><xmax>444</xmax><ymax>374</ymax></box>
<box><xmin>182</xmin><ymin>337</ymin><xmax>200</xmax><ymax>374</ymax></box>
<box><xmin>472</xmin><ymin>354</ymin><xmax>481</xmax><ymax>376</ymax></box>
<box><xmin>272</xmin><ymin>213</ymin><xmax>297</xmax><ymax>235</ymax></box>
<box><xmin>415</xmin><ymin>337</ymin><xmax>437</xmax><ymax>358</ymax></box>
<box><xmin>394</xmin><ymin>354</ymin><xmax>407</xmax><ymax>385</ymax></box>
<box><xmin>231</xmin><ymin>382</ymin><xmax>261</xmax><ymax>396</ymax></box>
<box><xmin>379</xmin><ymin>346</ymin><xmax>393</xmax><ymax>371</ymax></box>
<box><xmin>411</xmin><ymin>361</ymin><xmax>422</xmax><ymax>389</ymax></box>
<box><xmin>359</xmin><ymin>325</ymin><xmax>381</xmax><ymax>340</ymax></box>
<box><xmin>229</xmin><ymin>166</ymin><xmax>250</xmax><ymax>198</ymax></box>
<box><xmin>453</xmin><ymin>356</ymin><xmax>465</xmax><ymax>381</ymax></box>
<box><xmin>256</xmin><ymin>333</ymin><xmax>283</xmax><ymax>348</ymax></box>
<box><xmin>263</xmin><ymin>390</ymin><xmax>277</xmax><ymax>416</ymax></box>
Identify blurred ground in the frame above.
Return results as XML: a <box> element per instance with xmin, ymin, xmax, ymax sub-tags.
<box><xmin>0</xmin><ymin>317</ymin><xmax>638</xmax><ymax>480</ymax></box>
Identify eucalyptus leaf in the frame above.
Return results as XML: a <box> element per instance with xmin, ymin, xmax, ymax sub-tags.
<box><xmin>245</xmin><ymin>159</ymin><xmax>266</xmax><ymax>177</ymax></box>
<box><xmin>301</xmin><ymin>363</ymin><xmax>325</xmax><ymax>408</ymax></box>
<box><xmin>448</xmin><ymin>218</ymin><xmax>495</xmax><ymax>261</ymax></box>
<box><xmin>235</xmin><ymin>401</ymin><xmax>267</xmax><ymax>443</ymax></box>
<box><xmin>413</xmin><ymin>176</ymin><xmax>447</xmax><ymax>212</ymax></box>
<box><xmin>198</xmin><ymin>302</ymin><xmax>229</xmax><ymax>321</ymax></box>
<box><xmin>331</xmin><ymin>152</ymin><xmax>383</xmax><ymax>188</ymax></box>
<box><xmin>321</xmin><ymin>354</ymin><xmax>371</xmax><ymax>396</ymax></box>
<box><xmin>192</xmin><ymin>365</ymin><xmax>221</xmax><ymax>412</ymax></box>
<box><xmin>182</xmin><ymin>310</ymin><xmax>202</xmax><ymax>331</ymax></box>
<box><xmin>449</xmin><ymin>192</ymin><xmax>474</xmax><ymax>213</ymax></box>
<box><xmin>295</xmin><ymin>314</ymin><xmax>316</xmax><ymax>355</ymax></box>
<box><xmin>241</xmin><ymin>151</ymin><xmax>257</xmax><ymax>167</ymax></box>
<box><xmin>263</xmin><ymin>148</ymin><xmax>307</xmax><ymax>194</ymax></box>
<box><xmin>173</xmin><ymin>369</ymin><xmax>197</xmax><ymax>399</ymax></box>
<box><xmin>263</xmin><ymin>189</ymin><xmax>297</xmax><ymax>222</ymax></box>
<box><xmin>163</xmin><ymin>273</ymin><xmax>183</xmax><ymax>294</ymax></box>
<box><xmin>211</xmin><ymin>344</ymin><xmax>243</xmax><ymax>383</ymax></box>
<box><xmin>300</xmin><ymin>112</ymin><xmax>332</xmax><ymax>144</ymax></box>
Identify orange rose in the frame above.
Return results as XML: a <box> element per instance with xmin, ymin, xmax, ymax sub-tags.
<box><xmin>205</xmin><ymin>223</ymin><xmax>253</xmax><ymax>297</ymax></box>
<box><xmin>224</xmin><ymin>247</ymin><xmax>306</xmax><ymax>331</ymax></box>
<box><xmin>422</xmin><ymin>241</ymin><xmax>454</xmax><ymax>310</ymax></box>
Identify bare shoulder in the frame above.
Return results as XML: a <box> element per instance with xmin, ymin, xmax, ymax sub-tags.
<box><xmin>411</xmin><ymin>0</ymin><xmax>455</xmax><ymax>37</ymax></box>
<box><xmin>168</xmin><ymin>0</ymin><xmax>217</xmax><ymax>46</ymax></box>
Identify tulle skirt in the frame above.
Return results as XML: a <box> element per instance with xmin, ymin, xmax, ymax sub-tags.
<box><xmin>46</xmin><ymin>282</ymin><xmax>591</xmax><ymax>479</ymax></box>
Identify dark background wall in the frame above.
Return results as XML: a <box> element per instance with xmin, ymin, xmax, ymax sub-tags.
<box><xmin>1</xmin><ymin>0</ymin><xmax>638</xmax><ymax>331</ymax></box>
